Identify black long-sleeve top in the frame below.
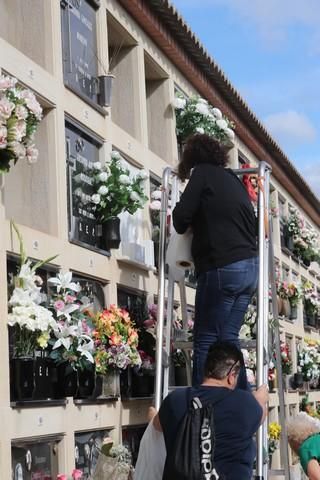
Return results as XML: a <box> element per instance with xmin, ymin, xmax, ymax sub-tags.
<box><xmin>172</xmin><ymin>163</ymin><xmax>257</xmax><ymax>274</ymax></box>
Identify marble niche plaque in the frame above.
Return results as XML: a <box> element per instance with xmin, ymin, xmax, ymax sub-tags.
<box><xmin>66</xmin><ymin>120</ymin><xmax>103</xmax><ymax>251</ymax></box>
<box><xmin>61</xmin><ymin>0</ymin><xmax>100</xmax><ymax>103</ymax></box>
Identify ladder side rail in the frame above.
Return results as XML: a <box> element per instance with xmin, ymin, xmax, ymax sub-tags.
<box><xmin>233</xmin><ymin>167</ymin><xmax>260</xmax><ymax>175</ymax></box>
<box><xmin>179</xmin><ymin>277</ymin><xmax>189</xmax><ymax>331</ymax></box>
<box><xmin>256</xmin><ymin>160</ymin><xmax>269</xmax><ymax>479</ymax></box>
<box><xmin>163</xmin><ymin>274</ymin><xmax>175</xmax><ymax>399</ymax></box>
<box><xmin>262</xmin><ymin>168</ymin><xmax>271</xmax><ymax>480</ymax></box>
<box><xmin>155</xmin><ymin>166</ymin><xmax>172</xmax><ymax>411</ymax></box>
<box><xmin>269</xmin><ymin>224</ymin><xmax>291</xmax><ymax>480</ymax></box>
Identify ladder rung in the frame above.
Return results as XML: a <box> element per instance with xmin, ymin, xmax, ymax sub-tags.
<box><xmin>174</xmin><ymin>340</ymin><xmax>258</xmax><ymax>350</ymax></box>
<box><xmin>268</xmin><ymin>469</ymin><xmax>285</xmax><ymax>476</ymax></box>
<box><xmin>173</xmin><ymin>340</ymin><xmax>193</xmax><ymax>350</ymax></box>
<box><xmin>239</xmin><ymin>339</ymin><xmax>257</xmax><ymax>349</ymax></box>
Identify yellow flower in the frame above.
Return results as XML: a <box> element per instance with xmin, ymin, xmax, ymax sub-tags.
<box><xmin>37</xmin><ymin>331</ymin><xmax>50</xmax><ymax>349</ymax></box>
<box><xmin>268</xmin><ymin>422</ymin><xmax>281</xmax><ymax>440</ymax></box>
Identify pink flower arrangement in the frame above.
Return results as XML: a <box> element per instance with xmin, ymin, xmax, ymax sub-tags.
<box><xmin>57</xmin><ymin>469</ymin><xmax>83</xmax><ymax>480</ymax></box>
<box><xmin>0</xmin><ymin>74</ymin><xmax>42</xmax><ymax>173</ymax></box>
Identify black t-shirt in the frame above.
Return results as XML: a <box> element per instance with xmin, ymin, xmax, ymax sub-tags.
<box><xmin>159</xmin><ymin>386</ymin><xmax>262</xmax><ymax>480</ymax></box>
<box><xmin>172</xmin><ymin>164</ymin><xmax>257</xmax><ymax>274</ymax></box>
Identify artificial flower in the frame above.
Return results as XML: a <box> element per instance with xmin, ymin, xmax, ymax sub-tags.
<box><xmin>49</xmin><ymin>272</ymin><xmax>81</xmax><ymax>293</ymax></box>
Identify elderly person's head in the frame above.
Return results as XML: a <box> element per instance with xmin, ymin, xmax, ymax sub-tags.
<box><xmin>177</xmin><ymin>133</ymin><xmax>229</xmax><ymax>181</ymax></box>
<box><xmin>287</xmin><ymin>412</ymin><xmax>320</xmax><ymax>453</ymax></box>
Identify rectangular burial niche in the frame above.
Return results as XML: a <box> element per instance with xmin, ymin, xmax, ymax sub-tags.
<box><xmin>65</xmin><ymin>118</ymin><xmax>108</xmax><ymax>254</ymax></box>
<box><xmin>122</xmin><ymin>424</ymin><xmax>147</xmax><ymax>466</ymax></box>
<box><xmin>107</xmin><ymin>13</ymin><xmax>139</xmax><ymax>137</ymax></box>
<box><xmin>60</xmin><ymin>0</ymin><xmax>100</xmax><ymax>105</ymax></box>
<box><xmin>7</xmin><ymin>255</ymin><xmax>59</xmax><ymax>404</ymax></box>
<box><xmin>74</xmin><ymin>429</ymin><xmax>111</xmax><ymax>479</ymax></box>
<box><xmin>71</xmin><ymin>272</ymin><xmax>106</xmax><ymax>312</ymax></box>
<box><xmin>0</xmin><ymin>0</ymin><xmax>53</xmax><ymax>72</ymax></box>
<box><xmin>144</xmin><ymin>53</ymin><xmax>171</xmax><ymax>162</ymax></box>
<box><xmin>11</xmin><ymin>435</ymin><xmax>62</xmax><ymax>480</ymax></box>
<box><xmin>4</xmin><ymin>104</ymin><xmax>57</xmax><ymax>235</ymax></box>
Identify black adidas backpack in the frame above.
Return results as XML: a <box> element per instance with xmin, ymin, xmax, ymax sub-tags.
<box><xmin>164</xmin><ymin>388</ymin><xmax>230</xmax><ymax>480</ymax></box>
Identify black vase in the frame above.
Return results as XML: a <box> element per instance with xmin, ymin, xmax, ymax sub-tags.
<box><xmin>120</xmin><ymin>369</ymin><xmax>132</xmax><ymax>398</ymax></box>
<box><xmin>91</xmin><ymin>373</ymin><xmax>103</xmax><ymax>399</ymax></box>
<box><xmin>12</xmin><ymin>357</ymin><xmax>35</xmax><ymax>401</ymax></box>
<box><xmin>101</xmin><ymin>217</ymin><xmax>121</xmax><ymax>250</ymax></box>
<box><xmin>307</xmin><ymin>314</ymin><xmax>316</xmax><ymax>327</ymax></box>
<box><xmin>284</xmin><ymin>227</ymin><xmax>294</xmax><ymax>251</ymax></box>
<box><xmin>77</xmin><ymin>368</ymin><xmax>95</xmax><ymax>399</ymax></box>
<box><xmin>131</xmin><ymin>374</ymin><xmax>151</xmax><ymax>397</ymax></box>
<box><xmin>57</xmin><ymin>363</ymin><xmax>78</xmax><ymax>397</ymax></box>
<box><xmin>294</xmin><ymin>373</ymin><xmax>304</xmax><ymax>388</ymax></box>
<box><xmin>289</xmin><ymin>305</ymin><xmax>298</xmax><ymax>320</ymax></box>
<box><xmin>33</xmin><ymin>356</ymin><xmax>52</xmax><ymax>400</ymax></box>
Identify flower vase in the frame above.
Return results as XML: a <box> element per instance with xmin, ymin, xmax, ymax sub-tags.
<box><xmin>120</xmin><ymin>369</ymin><xmax>132</xmax><ymax>398</ymax></box>
<box><xmin>131</xmin><ymin>373</ymin><xmax>151</xmax><ymax>397</ymax></box>
<box><xmin>289</xmin><ymin>304</ymin><xmax>298</xmax><ymax>320</ymax></box>
<box><xmin>282</xmin><ymin>374</ymin><xmax>291</xmax><ymax>391</ymax></box>
<box><xmin>12</xmin><ymin>357</ymin><xmax>35</xmax><ymax>401</ymax></box>
<box><xmin>293</xmin><ymin>373</ymin><xmax>304</xmax><ymax>389</ymax></box>
<box><xmin>284</xmin><ymin>227</ymin><xmax>294</xmax><ymax>251</ymax></box>
<box><xmin>33</xmin><ymin>355</ymin><xmax>52</xmax><ymax>400</ymax></box>
<box><xmin>308</xmin><ymin>314</ymin><xmax>316</xmax><ymax>327</ymax></box>
<box><xmin>77</xmin><ymin>367</ymin><xmax>95</xmax><ymax>399</ymax></box>
<box><xmin>98</xmin><ymin>74</ymin><xmax>115</xmax><ymax>107</ymax></box>
<box><xmin>277</xmin><ymin>296</ymin><xmax>283</xmax><ymax>315</ymax></box>
<box><xmin>303</xmin><ymin>381</ymin><xmax>310</xmax><ymax>391</ymax></box>
<box><xmin>57</xmin><ymin>363</ymin><xmax>78</xmax><ymax>397</ymax></box>
<box><xmin>101</xmin><ymin>217</ymin><xmax>121</xmax><ymax>250</ymax></box>
<box><xmin>102</xmin><ymin>370</ymin><xmax>120</xmax><ymax>398</ymax></box>
<box><xmin>281</xmin><ymin>299</ymin><xmax>290</xmax><ymax>318</ymax></box>
<box><xmin>268</xmin><ymin>378</ymin><xmax>276</xmax><ymax>392</ymax></box>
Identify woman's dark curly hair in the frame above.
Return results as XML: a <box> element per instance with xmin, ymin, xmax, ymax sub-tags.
<box><xmin>177</xmin><ymin>133</ymin><xmax>229</xmax><ymax>181</ymax></box>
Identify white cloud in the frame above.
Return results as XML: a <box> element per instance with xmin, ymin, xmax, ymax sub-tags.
<box><xmin>263</xmin><ymin>110</ymin><xmax>317</xmax><ymax>146</ymax></box>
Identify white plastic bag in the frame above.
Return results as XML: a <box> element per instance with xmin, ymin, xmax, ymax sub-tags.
<box><xmin>134</xmin><ymin>417</ymin><xmax>166</xmax><ymax>480</ymax></box>
<box><xmin>166</xmin><ymin>229</ymin><xmax>194</xmax><ymax>275</ymax></box>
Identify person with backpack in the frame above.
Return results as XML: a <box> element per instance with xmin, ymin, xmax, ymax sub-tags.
<box><xmin>172</xmin><ymin>134</ymin><xmax>258</xmax><ymax>389</ymax></box>
<box><xmin>152</xmin><ymin>342</ymin><xmax>268</xmax><ymax>480</ymax></box>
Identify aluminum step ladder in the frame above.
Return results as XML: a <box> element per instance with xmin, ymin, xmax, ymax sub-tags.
<box><xmin>154</xmin><ymin>162</ymin><xmax>290</xmax><ymax>480</ymax></box>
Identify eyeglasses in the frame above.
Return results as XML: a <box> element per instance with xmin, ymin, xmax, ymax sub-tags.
<box><xmin>226</xmin><ymin>360</ymin><xmax>240</xmax><ymax>377</ymax></box>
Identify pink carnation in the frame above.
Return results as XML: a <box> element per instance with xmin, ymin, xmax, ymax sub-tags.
<box><xmin>0</xmin><ymin>96</ymin><xmax>15</xmax><ymax>121</ymax></box>
<box><xmin>0</xmin><ymin>125</ymin><xmax>7</xmax><ymax>149</ymax></box>
<box><xmin>0</xmin><ymin>75</ymin><xmax>17</xmax><ymax>90</ymax></box>
<box><xmin>54</xmin><ymin>300</ymin><xmax>65</xmax><ymax>311</ymax></box>
<box><xmin>72</xmin><ymin>469</ymin><xmax>83</xmax><ymax>480</ymax></box>
<box><xmin>26</xmin><ymin>144</ymin><xmax>38</xmax><ymax>164</ymax></box>
<box><xmin>57</xmin><ymin>475</ymin><xmax>67</xmax><ymax>480</ymax></box>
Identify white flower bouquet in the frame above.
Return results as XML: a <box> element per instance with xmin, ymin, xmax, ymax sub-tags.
<box><xmin>7</xmin><ymin>222</ymin><xmax>57</xmax><ymax>357</ymax></box>
<box><xmin>297</xmin><ymin>343</ymin><xmax>320</xmax><ymax>382</ymax></box>
<box><xmin>90</xmin><ymin>150</ymin><xmax>148</xmax><ymax>222</ymax></box>
<box><xmin>173</xmin><ymin>94</ymin><xmax>235</xmax><ymax>144</ymax></box>
<box><xmin>48</xmin><ymin>272</ymin><xmax>96</xmax><ymax>371</ymax></box>
<box><xmin>0</xmin><ymin>75</ymin><xmax>42</xmax><ymax>173</ymax></box>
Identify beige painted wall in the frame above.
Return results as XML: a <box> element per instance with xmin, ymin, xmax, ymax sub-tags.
<box><xmin>0</xmin><ymin>0</ymin><xmax>319</xmax><ymax>477</ymax></box>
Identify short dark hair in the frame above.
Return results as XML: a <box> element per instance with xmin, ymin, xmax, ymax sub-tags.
<box><xmin>177</xmin><ymin>133</ymin><xmax>229</xmax><ymax>181</ymax></box>
<box><xmin>204</xmin><ymin>342</ymin><xmax>244</xmax><ymax>380</ymax></box>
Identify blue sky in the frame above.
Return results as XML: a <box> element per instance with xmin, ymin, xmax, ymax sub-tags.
<box><xmin>172</xmin><ymin>0</ymin><xmax>320</xmax><ymax>198</ymax></box>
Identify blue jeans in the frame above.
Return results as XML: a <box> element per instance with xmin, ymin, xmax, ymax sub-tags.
<box><xmin>192</xmin><ymin>257</ymin><xmax>258</xmax><ymax>389</ymax></box>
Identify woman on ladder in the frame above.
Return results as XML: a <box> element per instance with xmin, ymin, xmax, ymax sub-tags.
<box><xmin>173</xmin><ymin>133</ymin><xmax>258</xmax><ymax>389</ymax></box>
